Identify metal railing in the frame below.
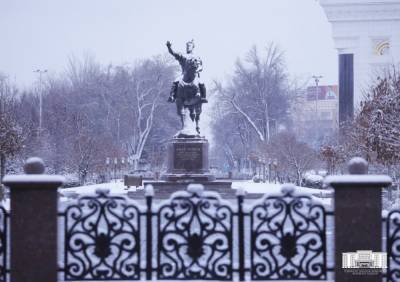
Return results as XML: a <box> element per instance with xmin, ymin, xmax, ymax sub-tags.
<box><xmin>386</xmin><ymin>210</ymin><xmax>400</xmax><ymax>281</ymax></box>
<box><xmin>58</xmin><ymin>184</ymin><xmax>331</xmax><ymax>281</ymax></box>
<box><xmin>0</xmin><ymin>157</ymin><xmax>394</xmax><ymax>282</ymax></box>
<box><xmin>0</xmin><ymin>207</ymin><xmax>8</xmax><ymax>282</ymax></box>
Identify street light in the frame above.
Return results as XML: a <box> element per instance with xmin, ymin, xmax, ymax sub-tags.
<box><xmin>33</xmin><ymin>69</ymin><xmax>48</xmax><ymax>136</ymax></box>
<box><xmin>312</xmin><ymin>75</ymin><xmax>323</xmax><ymax>145</ymax></box>
<box><xmin>312</xmin><ymin>75</ymin><xmax>323</xmax><ymax>120</ymax></box>
<box><xmin>272</xmin><ymin>159</ymin><xmax>278</xmax><ymax>183</ymax></box>
<box><xmin>260</xmin><ymin>157</ymin><xmax>266</xmax><ymax>183</ymax></box>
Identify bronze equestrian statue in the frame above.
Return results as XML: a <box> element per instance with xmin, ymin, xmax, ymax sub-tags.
<box><xmin>166</xmin><ymin>40</ymin><xmax>207</xmax><ymax>137</ymax></box>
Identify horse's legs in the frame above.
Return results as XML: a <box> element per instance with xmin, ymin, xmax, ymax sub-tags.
<box><xmin>176</xmin><ymin>99</ymin><xmax>184</xmax><ymax>129</ymax></box>
<box><xmin>195</xmin><ymin>116</ymin><xmax>200</xmax><ymax>134</ymax></box>
<box><xmin>189</xmin><ymin>108</ymin><xmax>195</xmax><ymax>122</ymax></box>
<box><xmin>194</xmin><ymin>104</ymin><xmax>202</xmax><ymax>134</ymax></box>
<box><xmin>180</xmin><ymin>114</ymin><xmax>184</xmax><ymax>129</ymax></box>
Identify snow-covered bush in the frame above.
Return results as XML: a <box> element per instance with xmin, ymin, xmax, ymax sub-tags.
<box><xmin>252</xmin><ymin>175</ymin><xmax>261</xmax><ymax>183</ymax></box>
<box><xmin>303</xmin><ymin>171</ymin><xmax>324</xmax><ymax>189</ymax></box>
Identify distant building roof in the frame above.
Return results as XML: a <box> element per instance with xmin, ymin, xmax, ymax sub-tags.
<box><xmin>306</xmin><ymin>85</ymin><xmax>338</xmax><ymax>101</ymax></box>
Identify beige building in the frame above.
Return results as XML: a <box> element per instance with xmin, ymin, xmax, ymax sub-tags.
<box><xmin>293</xmin><ymin>85</ymin><xmax>338</xmax><ymax>144</ymax></box>
<box><xmin>320</xmin><ymin>0</ymin><xmax>400</xmax><ymax>123</ymax></box>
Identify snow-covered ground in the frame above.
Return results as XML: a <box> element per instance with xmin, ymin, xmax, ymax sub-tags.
<box><xmin>60</xmin><ymin>179</ymin><xmax>333</xmax><ymax>207</ymax></box>
<box><xmin>61</xmin><ymin>180</ymin><xmax>129</xmax><ymax>195</ymax></box>
<box><xmin>232</xmin><ymin>180</ymin><xmax>331</xmax><ymax>195</ymax></box>
<box><xmin>232</xmin><ymin>180</ymin><xmax>333</xmax><ymax>206</ymax></box>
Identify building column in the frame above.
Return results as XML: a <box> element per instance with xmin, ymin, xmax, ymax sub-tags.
<box><xmin>338</xmin><ymin>53</ymin><xmax>354</xmax><ymax>125</ymax></box>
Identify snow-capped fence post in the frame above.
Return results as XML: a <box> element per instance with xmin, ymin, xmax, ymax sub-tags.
<box><xmin>2</xmin><ymin>157</ymin><xmax>64</xmax><ymax>282</ymax></box>
<box><xmin>325</xmin><ymin>157</ymin><xmax>391</xmax><ymax>282</ymax></box>
<box><xmin>145</xmin><ymin>184</ymin><xmax>154</xmax><ymax>281</ymax></box>
<box><xmin>236</xmin><ymin>188</ymin><xmax>245</xmax><ymax>281</ymax></box>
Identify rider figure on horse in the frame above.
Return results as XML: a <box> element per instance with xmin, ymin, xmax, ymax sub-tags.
<box><xmin>166</xmin><ymin>40</ymin><xmax>207</xmax><ymax>104</ymax></box>
<box><xmin>166</xmin><ymin>40</ymin><xmax>207</xmax><ymax>135</ymax></box>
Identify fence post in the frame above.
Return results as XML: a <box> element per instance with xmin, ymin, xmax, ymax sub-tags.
<box><xmin>236</xmin><ymin>187</ymin><xmax>245</xmax><ymax>281</ymax></box>
<box><xmin>325</xmin><ymin>157</ymin><xmax>391</xmax><ymax>282</ymax></box>
<box><xmin>145</xmin><ymin>184</ymin><xmax>154</xmax><ymax>281</ymax></box>
<box><xmin>2</xmin><ymin>157</ymin><xmax>64</xmax><ymax>282</ymax></box>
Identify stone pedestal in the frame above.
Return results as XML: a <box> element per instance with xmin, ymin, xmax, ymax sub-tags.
<box><xmin>162</xmin><ymin>137</ymin><xmax>215</xmax><ymax>182</ymax></box>
<box><xmin>141</xmin><ymin>137</ymin><xmax>233</xmax><ymax>197</ymax></box>
<box><xmin>3</xmin><ymin>157</ymin><xmax>65</xmax><ymax>282</ymax></box>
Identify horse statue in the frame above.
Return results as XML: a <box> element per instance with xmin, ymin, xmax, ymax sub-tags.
<box><xmin>166</xmin><ymin>40</ymin><xmax>207</xmax><ymax>138</ymax></box>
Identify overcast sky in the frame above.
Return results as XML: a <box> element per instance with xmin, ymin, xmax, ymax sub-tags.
<box><xmin>0</xmin><ymin>0</ymin><xmax>337</xmax><ymax>89</ymax></box>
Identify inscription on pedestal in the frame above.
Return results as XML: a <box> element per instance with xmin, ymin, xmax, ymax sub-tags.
<box><xmin>174</xmin><ymin>143</ymin><xmax>203</xmax><ymax>171</ymax></box>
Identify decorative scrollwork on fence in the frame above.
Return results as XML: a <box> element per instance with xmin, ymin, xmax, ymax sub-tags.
<box><xmin>63</xmin><ymin>190</ymin><xmax>141</xmax><ymax>281</ymax></box>
<box><xmin>250</xmin><ymin>185</ymin><xmax>327</xmax><ymax>280</ymax></box>
<box><xmin>387</xmin><ymin>210</ymin><xmax>400</xmax><ymax>282</ymax></box>
<box><xmin>0</xmin><ymin>206</ymin><xmax>7</xmax><ymax>282</ymax></box>
<box><xmin>157</xmin><ymin>187</ymin><xmax>233</xmax><ymax>280</ymax></box>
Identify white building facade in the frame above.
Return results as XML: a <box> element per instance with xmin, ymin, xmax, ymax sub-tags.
<box><xmin>320</xmin><ymin>0</ymin><xmax>400</xmax><ymax>122</ymax></box>
<box><xmin>342</xmin><ymin>250</ymin><xmax>387</xmax><ymax>268</ymax></box>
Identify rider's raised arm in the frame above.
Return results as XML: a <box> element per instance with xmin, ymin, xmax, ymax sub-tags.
<box><xmin>166</xmin><ymin>41</ymin><xmax>183</xmax><ymax>61</ymax></box>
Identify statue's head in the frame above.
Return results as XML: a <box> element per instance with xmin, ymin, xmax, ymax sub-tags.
<box><xmin>186</xmin><ymin>39</ymin><xmax>195</xmax><ymax>54</ymax></box>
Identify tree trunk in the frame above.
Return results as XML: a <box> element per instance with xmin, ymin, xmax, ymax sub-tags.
<box><xmin>388</xmin><ymin>165</ymin><xmax>393</xmax><ymax>204</ymax></box>
<box><xmin>296</xmin><ymin>170</ymin><xmax>301</xmax><ymax>186</ymax></box>
<box><xmin>0</xmin><ymin>154</ymin><xmax>5</xmax><ymax>183</ymax></box>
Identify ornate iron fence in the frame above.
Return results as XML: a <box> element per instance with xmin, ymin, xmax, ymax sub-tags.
<box><xmin>58</xmin><ymin>184</ymin><xmax>331</xmax><ymax>281</ymax></box>
<box><xmin>60</xmin><ymin>190</ymin><xmax>141</xmax><ymax>280</ymax></box>
<box><xmin>250</xmin><ymin>186</ymin><xmax>327</xmax><ymax>280</ymax></box>
<box><xmin>0</xmin><ymin>206</ymin><xmax>9</xmax><ymax>282</ymax></box>
<box><xmin>386</xmin><ymin>210</ymin><xmax>400</xmax><ymax>282</ymax></box>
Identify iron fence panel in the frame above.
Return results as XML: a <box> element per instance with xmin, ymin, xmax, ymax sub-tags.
<box><xmin>250</xmin><ymin>186</ymin><xmax>327</xmax><ymax>280</ymax></box>
<box><xmin>62</xmin><ymin>190</ymin><xmax>141</xmax><ymax>281</ymax></box>
<box><xmin>59</xmin><ymin>185</ymin><xmax>330</xmax><ymax>281</ymax></box>
<box><xmin>387</xmin><ymin>210</ymin><xmax>400</xmax><ymax>282</ymax></box>
<box><xmin>156</xmin><ymin>189</ymin><xmax>233</xmax><ymax>280</ymax></box>
<box><xmin>0</xmin><ymin>206</ymin><xmax>7</xmax><ymax>282</ymax></box>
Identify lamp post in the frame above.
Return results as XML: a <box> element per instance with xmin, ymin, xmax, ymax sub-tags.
<box><xmin>113</xmin><ymin>157</ymin><xmax>118</xmax><ymax>183</ymax></box>
<box><xmin>121</xmin><ymin>157</ymin><xmax>125</xmax><ymax>179</ymax></box>
<box><xmin>272</xmin><ymin>159</ymin><xmax>278</xmax><ymax>183</ymax></box>
<box><xmin>312</xmin><ymin>75</ymin><xmax>323</xmax><ymax>145</ymax></box>
<box><xmin>268</xmin><ymin>159</ymin><xmax>272</xmax><ymax>183</ymax></box>
<box><xmin>34</xmin><ymin>69</ymin><xmax>48</xmax><ymax>136</ymax></box>
<box><xmin>106</xmin><ymin>157</ymin><xmax>110</xmax><ymax>182</ymax></box>
<box><xmin>312</xmin><ymin>75</ymin><xmax>323</xmax><ymax>118</ymax></box>
<box><xmin>260</xmin><ymin>157</ymin><xmax>266</xmax><ymax>183</ymax></box>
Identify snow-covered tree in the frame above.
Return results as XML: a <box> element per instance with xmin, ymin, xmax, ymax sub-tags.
<box><xmin>117</xmin><ymin>58</ymin><xmax>174</xmax><ymax>169</ymax></box>
<box><xmin>0</xmin><ymin>75</ymin><xmax>24</xmax><ymax>181</ymax></box>
<box><xmin>320</xmin><ymin>144</ymin><xmax>345</xmax><ymax>175</ymax></box>
<box><xmin>264</xmin><ymin>132</ymin><xmax>319</xmax><ymax>185</ymax></box>
<box><xmin>351</xmin><ymin>68</ymin><xmax>400</xmax><ymax>166</ymax></box>
<box><xmin>214</xmin><ymin>43</ymin><xmax>292</xmax><ymax>143</ymax></box>
<box><xmin>210</xmin><ymin>101</ymin><xmax>255</xmax><ymax>172</ymax></box>
<box><xmin>7</xmin><ymin>55</ymin><xmax>178</xmax><ymax>183</ymax></box>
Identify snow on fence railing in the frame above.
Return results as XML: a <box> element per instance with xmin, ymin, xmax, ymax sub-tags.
<box><xmin>0</xmin><ymin>157</ymin><xmax>397</xmax><ymax>282</ymax></box>
<box><xmin>57</xmin><ymin>183</ymin><xmax>332</xmax><ymax>281</ymax></box>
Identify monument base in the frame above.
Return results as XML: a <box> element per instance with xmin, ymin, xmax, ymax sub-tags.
<box><xmin>139</xmin><ymin>136</ymin><xmax>233</xmax><ymax>198</ymax></box>
<box><xmin>161</xmin><ymin>137</ymin><xmax>215</xmax><ymax>181</ymax></box>
<box><xmin>161</xmin><ymin>173</ymin><xmax>215</xmax><ymax>182</ymax></box>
